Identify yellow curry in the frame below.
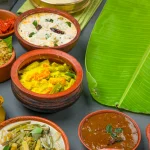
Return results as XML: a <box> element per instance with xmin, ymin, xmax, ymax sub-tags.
<box><xmin>19</xmin><ymin>59</ymin><xmax>76</xmax><ymax>94</ymax></box>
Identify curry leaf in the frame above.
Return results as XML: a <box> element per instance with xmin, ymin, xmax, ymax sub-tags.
<box><xmin>106</xmin><ymin>124</ymin><xmax>112</xmax><ymax>133</ymax></box>
<box><xmin>3</xmin><ymin>36</ymin><xmax>12</xmax><ymax>52</ymax></box>
<box><xmin>3</xmin><ymin>145</ymin><xmax>10</xmax><ymax>150</ymax></box>
<box><xmin>33</xmin><ymin>20</ymin><xmax>38</xmax><ymax>27</ymax></box>
<box><xmin>29</xmin><ymin>32</ymin><xmax>35</xmax><ymax>37</ymax></box>
<box><xmin>85</xmin><ymin>0</ymin><xmax>150</xmax><ymax>114</ymax></box>
<box><xmin>66</xmin><ymin>22</ymin><xmax>71</xmax><ymax>27</ymax></box>
<box><xmin>115</xmin><ymin>128</ymin><xmax>123</xmax><ymax>134</ymax></box>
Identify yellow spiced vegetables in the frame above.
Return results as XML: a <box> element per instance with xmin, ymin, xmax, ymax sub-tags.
<box><xmin>19</xmin><ymin>59</ymin><xmax>76</xmax><ymax>94</ymax></box>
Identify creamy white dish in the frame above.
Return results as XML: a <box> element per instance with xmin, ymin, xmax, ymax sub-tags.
<box><xmin>0</xmin><ymin>120</ymin><xmax>65</xmax><ymax>150</ymax></box>
<box><xmin>18</xmin><ymin>13</ymin><xmax>77</xmax><ymax>47</ymax></box>
<box><xmin>41</xmin><ymin>0</ymin><xmax>80</xmax><ymax>4</ymax></box>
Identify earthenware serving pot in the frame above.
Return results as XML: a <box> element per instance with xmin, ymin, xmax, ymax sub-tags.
<box><xmin>0</xmin><ymin>9</ymin><xmax>17</xmax><ymax>38</ymax></box>
<box><xmin>78</xmin><ymin>110</ymin><xmax>141</xmax><ymax>150</ymax></box>
<box><xmin>11</xmin><ymin>49</ymin><xmax>83</xmax><ymax>113</ymax></box>
<box><xmin>146</xmin><ymin>124</ymin><xmax>150</xmax><ymax>149</ymax></box>
<box><xmin>0</xmin><ymin>116</ymin><xmax>70</xmax><ymax>150</ymax></box>
<box><xmin>0</xmin><ymin>48</ymin><xmax>16</xmax><ymax>82</ymax></box>
<box><xmin>14</xmin><ymin>8</ymin><xmax>80</xmax><ymax>52</ymax></box>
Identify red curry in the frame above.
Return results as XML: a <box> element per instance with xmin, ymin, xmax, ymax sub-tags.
<box><xmin>81</xmin><ymin>113</ymin><xmax>138</xmax><ymax>150</ymax></box>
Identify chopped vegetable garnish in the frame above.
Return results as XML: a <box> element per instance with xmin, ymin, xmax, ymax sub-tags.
<box><xmin>29</xmin><ymin>32</ymin><xmax>35</xmax><ymax>37</ymax></box>
<box><xmin>45</xmin><ymin>33</ymin><xmax>50</xmax><ymax>39</ymax></box>
<box><xmin>45</xmin><ymin>19</ymin><xmax>54</xmax><ymax>23</ymax></box>
<box><xmin>32</xmin><ymin>20</ymin><xmax>38</xmax><ymax>27</ymax></box>
<box><xmin>66</xmin><ymin>21</ymin><xmax>71</xmax><ymax>27</ymax></box>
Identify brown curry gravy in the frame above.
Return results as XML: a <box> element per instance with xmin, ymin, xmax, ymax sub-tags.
<box><xmin>81</xmin><ymin>112</ymin><xmax>138</xmax><ymax>150</ymax></box>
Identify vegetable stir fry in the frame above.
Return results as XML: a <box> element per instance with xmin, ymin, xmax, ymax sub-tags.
<box><xmin>19</xmin><ymin>60</ymin><xmax>76</xmax><ymax>94</ymax></box>
<box><xmin>0</xmin><ymin>36</ymin><xmax>12</xmax><ymax>66</ymax></box>
<box><xmin>0</xmin><ymin>121</ymin><xmax>65</xmax><ymax>150</ymax></box>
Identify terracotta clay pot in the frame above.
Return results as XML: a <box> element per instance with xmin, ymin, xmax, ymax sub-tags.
<box><xmin>146</xmin><ymin>124</ymin><xmax>150</xmax><ymax>149</ymax></box>
<box><xmin>14</xmin><ymin>8</ymin><xmax>80</xmax><ymax>52</ymax></box>
<box><xmin>0</xmin><ymin>48</ymin><xmax>16</xmax><ymax>82</ymax></box>
<box><xmin>78</xmin><ymin>110</ymin><xmax>141</xmax><ymax>150</ymax></box>
<box><xmin>0</xmin><ymin>116</ymin><xmax>70</xmax><ymax>150</ymax></box>
<box><xmin>11</xmin><ymin>49</ymin><xmax>83</xmax><ymax>113</ymax></box>
<box><xmin>0</xmin><ymin>9</ymin><xmax>17</xmax><ymax>38</ymax></box>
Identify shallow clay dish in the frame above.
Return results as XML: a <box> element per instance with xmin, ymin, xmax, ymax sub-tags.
<box><xmin>14</xmin><ymin>8</ymin><xmax>80</xmax><ymax>52</ymax></box>
<box><xmin>0</xmin><ymin>116</ymin><xmax>69</xmax><ymax>150</ymax></box>
<box><xmin>0</xmin><ymin>9</ymin><xmax>17</xmax><ymax>38</ymax></box>
<box><xmin>11</xmin><ymin>49</ymin><xmax>83</xmax><ymax>113</ymax></box>
<box><xmin>78</xmin><ymin>110</ymin><xmax>141</xmax><ymax>150</ymax></box>
<box><xmin>0</xmin><ymin>48</ymin><xmax>16</xmax><ymax>82</ymax></box>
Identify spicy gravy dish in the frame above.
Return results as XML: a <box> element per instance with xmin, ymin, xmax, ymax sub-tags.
<box><xmin>0</xmin><ymin>120</ymin><xmax>65</xmax><ymax>150</ymax></box>
<box><xmin>79</xmin><ymin>111</ymin><xmax>139</xmax><ymax>150</ymax></box>
<box><xmin>18</xmin><ymin>13</ymin><xmax>77</xmax><ymax>47</ymax></box>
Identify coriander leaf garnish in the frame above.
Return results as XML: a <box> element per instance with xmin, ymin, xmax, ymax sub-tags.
<box><xmin>106</xmin><ymin>124</ymin><xmax>123</xmax><ymax>145</ymax></box>
<box><xmin>66</xmin><ymin>21</ymin><xmax>71</xmax><ymax>27</ymax></box>
<box><xmin>32</xmin><ymin>20</ymin><xmax>38</xmax><ymax>27</ymax></box>
<box><xmin>29</xmin><ymin>32</ymin><xmax>35</xmax><ymax>37</ymax></box>
<box><xmin>114</xmin><ymin>128</ymin><xmax>123</xmax><ymax>134</ymax></box>
<box><xmin>106</xmin><ymin>124</ymin><xmax>112</xmax><ymax>133</ymax></box>
<box><xmin>45</xmin><ymin>33</ymin><xmax>50</xmax><ymax>39</ymax></box>
<box><xmin>45</xmin><ymin>19</ymin><xmax>54</xmax><ymax>23</ymax></box>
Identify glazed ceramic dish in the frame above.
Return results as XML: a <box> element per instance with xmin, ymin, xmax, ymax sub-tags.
<box><xmin>30</xmin><ymin>0</ymin><xmax>90</xmax><ymax>14</ymax></box>
<box><xmin>14</xmin><ymin>8</ymin><xmax>80</xmax><ymax>52</ymax></box>
<box><xmin>0</xmin><ymin>116</ymin><xmax>69</xmax><ymax>150</ymax></box>
<box><xmin>0</xmin><ymin>9</ymin><xmax>17</xmax><ymax>38</ymax></box>
<box><xmin>0</xmin><ymin>48</ymin><xmax>16</xmax><ymax>82</ymax></box>
<box><xmin>11</xmin><ymin>49</ymin><xmax>83</xmax><ymax>113</ymax></box>
<box><xmin>78</xmin><ymin>110</ymin><xmax>141</xmax><ymax>150</ymax></box>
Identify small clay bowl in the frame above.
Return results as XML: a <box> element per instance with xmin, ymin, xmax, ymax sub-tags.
<box><xmin>14</xmin><ymin>8</ymin><xmax>80</xmax><ymax>52</ymax></box>
<box><xmin>11</xmin><ymin>49</ymin><xmax>83</xmax><ymax>113</ymax></box>
<box><xmin>0</xmin><ymin>9</ymin><xmax>17</xmax><ymax>38</ymax></box>
<box><xmin>78</xmin><ymin>110</ymin><xmax>141</xmax><ymax>150</ymax></box>
<box><xmin>146</xmin><ymin>124</ymin><xmax>150</xmax><ymax>149</ymax></box>
<box><xmin>0</xmin><ymin>48</ymin><xmax>16</xmax><ymax>82</ymax></box>
<box><xmin>0</xmin><ymin>116</ymin><xmax>69</xmax><ymax>150</ymax></box>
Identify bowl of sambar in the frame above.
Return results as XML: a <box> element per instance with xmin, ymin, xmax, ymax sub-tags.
<box><xmin>78</xmin><ymin>110</ymin><xmax>141</xmax><ymax>150</ymax></box>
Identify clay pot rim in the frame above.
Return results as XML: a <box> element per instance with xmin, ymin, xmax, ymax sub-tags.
<box><xmin>14</xmin><ymin>8</ymin><xmax>81</xmax><ymax>51</ymax></box>
<box><xmin>0</xmin><ymin>9</ymin><xmax>17</xmax><ymax>38</ymax></box>
<box><xmin>78</xmin><ymin>109</ymin><xmax>141</xmax><ymax>150</ymax></box>
<box><xmin>11</xmin><ymin>49</ymin><xmax>83</xmax><ymax>100</ymax></box>
<box><xmin>0</xmin><ymin>116</ymin><xmax>69</xmax><ymax>150</ymax></box>
<box><xmin>0</xmin><ymin>48</ymin><xmax>16</xmax><ymax>69</ymax></box>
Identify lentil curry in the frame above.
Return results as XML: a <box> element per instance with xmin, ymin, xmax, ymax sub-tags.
<box><xmin>81</xmin><ymin>112</ymin><xmax>138</xmax><ymax>150</ymax></box>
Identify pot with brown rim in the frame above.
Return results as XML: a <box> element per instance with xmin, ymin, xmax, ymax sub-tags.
<box><xmin>78</xmin><ymin>110</ymin><xmax>141</xmax><ymax>150</ymax></box>
<box><xmin>0</xmin><ymin>116</ymin><xmax>70</xmax><ymax>149</ymax></box>
<box><xmin>14</xmin><ymin>8</ymin><xmax>80</xmax><ymax>52</ymax></box>
<box><xmin>11</xmin><ymin>49</ymin><xmax>83</xmax><ymax>113</ymax></box>
<box><xmin>0</xmin><ymin>48</ymin><xmax>16</xmax><ymax>82</ymax></box>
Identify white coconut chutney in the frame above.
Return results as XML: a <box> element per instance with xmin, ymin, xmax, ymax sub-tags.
<box><xmin>18</xmin><ymin>13</ymin><xmax>77</xmax><ymax>47</ymax></box>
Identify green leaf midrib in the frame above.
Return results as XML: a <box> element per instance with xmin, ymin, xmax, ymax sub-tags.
<box><xmin>118</xmin><ymin>45</ymin><xmax>150</xmax><ymax>107</ymax></box>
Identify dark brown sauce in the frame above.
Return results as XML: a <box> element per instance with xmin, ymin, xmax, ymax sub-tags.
<box><xmin>81</xmin><ymin>113</ymin><xmax>138</xmax><ymax>150</ymax></box>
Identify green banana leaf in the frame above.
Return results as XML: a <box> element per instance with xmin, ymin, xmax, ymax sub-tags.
<box><xmin>85</xmin><ymin>0</ymin><xmax>150</xmax><ymax>114</ymax></box>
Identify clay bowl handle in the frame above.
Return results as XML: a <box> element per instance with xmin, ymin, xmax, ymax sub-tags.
<box><xmin>146</xmin><ymin>124</ymin><xmax>150</xmax><ymax>150</ymax></box>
